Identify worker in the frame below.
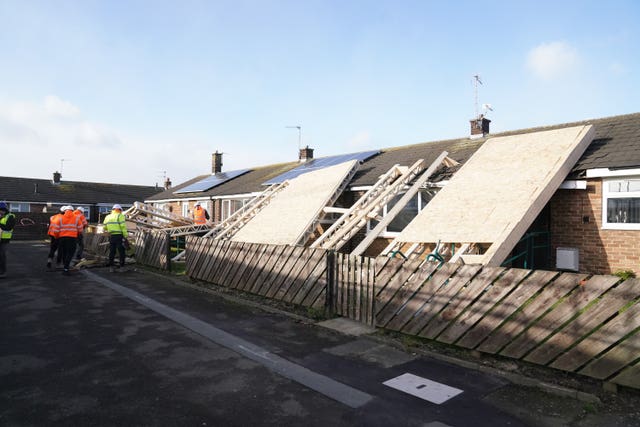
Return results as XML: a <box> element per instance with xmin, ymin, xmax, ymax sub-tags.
<box><xmin>103</xmin><ymin>204</ymin><xmax>128</xmax><ymax>272</ymax></box>
<box><xmin>56</xmin><ymin>205</ymin><xmax>82</xmax><ymax>275</ymax></box>
<box><xmin>73</xmin><ymin>206</ymin><xmax>88</xmax><ymax>262</ymax></box>
<box><xmin>46</xmin><ymin>206</ymin><xmax>64</xmax><ymax>270</ymax></box>
<box><xmin>0</xmin><ymin>201</ymin><xmax>16</xmax><ymax>278</ymax></box>
<box><xmin>193</xmin><ymin>201</ymin><xmax>210</xmax><ymax>225</ymax></box>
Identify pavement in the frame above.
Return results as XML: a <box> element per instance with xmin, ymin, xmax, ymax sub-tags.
<box><xmin>1</xmin><ymin>241</ymin><xmax>639</xmax><ymax>426</ymax></box>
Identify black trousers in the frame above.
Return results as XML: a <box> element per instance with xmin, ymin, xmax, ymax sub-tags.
<box><xmin>0</xmin><ymin>241</ymin><xmax>8</xmax><ymax>275</ymax></box>
<box><xmin>108</xmin><ymin>234</ymin><xmax>126</xmax><ymax>267</ymax></box>
<box><xmin>48</xmin><ymin>236</ymin><xmax>62</xmax><ymax>263</ymax></box>
<box><xmin>75</xmin><ymin>233</ymin><xmax>84</xmax><ymax>260</ymax></box>
<box><xmin>58</xmin><ymin>237</ymin><xmax>77</xmax><ymax>270</ymax></box>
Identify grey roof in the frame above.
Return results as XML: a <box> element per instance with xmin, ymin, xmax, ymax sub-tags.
<box><xmin>350</xmin><ymin>111</ymin><xmax>640</xmax><ymax>186</ymax></box>
<box><xmin>147</xmin><ymin>161</ymin><xmax>300</xmax><ymax>201</ymax></box>
<box><xmin>149</xmin><ymin>111</ymin><xmax>640</xmax><ymax>201</ymax></box>
<box><xmin>0</xmin><ymin>176</ymin><xmax>163</xmax><ymax>206</ymax></box>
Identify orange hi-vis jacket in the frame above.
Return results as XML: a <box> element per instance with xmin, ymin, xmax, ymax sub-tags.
<box><xmin>74</xmin><ymin>209</ymin><xmax>88</xmax><ymax>232</ymax></box>
<box><xmin>57</xmin><ymin>211</ymin><xmax>82</xmax><ymax>238</ymax></box>
<box><xmin>193</xmin><ymin>206</ymin><xmax>207</xmax><ymax>225</ymax></box>
<box><xmin>48</xmin><ymin>213</ymin><xmax>61</xmax><ymax>237</ymax></box>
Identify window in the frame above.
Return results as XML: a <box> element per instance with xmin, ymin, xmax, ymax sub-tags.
<box><xmin>603</xmin><ymin>178</ymin><xmax>640</xmax><ymax>230</ymax></box>
<box><xmin>221</xmin><ymin>199</ymin><xmax>249</xmax><ymax>221</ymax></box>
<box><xmin>182</xmin><ymin>202</ymin><xmax>189</xmax><ymax>217</ymax></box>
<box><xmin>9</xmin><ymin>203</ymin><xmax>30</xmax><ymax>212</ymax></box>
<box><xmin>368</xmin><ymin>189</ymin><xmax>438</xmax><ymax>237</ymax></box>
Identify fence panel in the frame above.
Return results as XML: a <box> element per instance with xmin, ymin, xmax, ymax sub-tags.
<box><xmin>131</xmin><ymin>229</ymin><xmax>170</xmax><ymax>270</ymax></box>
<box><xmin>185</xmin><ymin>238</ymin><xmax>328</xmax><ymax>308</ymax></box>
<box><xmin>181</xmin><ymin>237</ymin><xmax>640</xmax><ymax>390</ymax></box>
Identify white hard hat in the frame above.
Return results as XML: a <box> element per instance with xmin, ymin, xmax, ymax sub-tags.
<box><xmin>60</xmin><ymin>206</ymin><xmax>67</xmax><ymax>212</ymax></box>
<box><xmin>113</xmin><ymin>204</ymin><xmax>122</xmax><ymax>210</ymax></box>
<box><xmin>195</xmin><ymin>202</ymin><xmax>201</xmax><ymax>206</ymax></box>
<box><xmin>64</xmin><ymin>205</ymin><xmax>73</xmax><ymax>211</ymax></box>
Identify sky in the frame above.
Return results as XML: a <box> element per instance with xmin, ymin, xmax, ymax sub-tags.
<box><xmin>1</xmin><ymin>1</ymin><xmax>639</xmax><ymax>187</ymax></box>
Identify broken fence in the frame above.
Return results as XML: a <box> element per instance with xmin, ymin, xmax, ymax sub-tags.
<box><xmin>183</xmin><ymin>236</ymin><xmax>639</xmax><ymax>391</ymax></box>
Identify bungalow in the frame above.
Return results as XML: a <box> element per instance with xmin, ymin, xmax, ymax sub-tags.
<box><xmin>0</xmin><ymin>172</ymin><xmax>163</xmax><ymax>239</ymax></box>
<box><xmin>146</xmin><ymin>112</ymin><xmax>640</xmax><ymax>275</ymax></box>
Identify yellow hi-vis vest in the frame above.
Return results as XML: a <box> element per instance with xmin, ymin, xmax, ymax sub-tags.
<box><xmin>103</xmin><ymin>211</ymin><xmax>128</xmax><ymax>237</ymax></box>
<box><xmin>0</xmin><ymin>213</ymin><xmax>15</xmax><ymax>240</ymax></box>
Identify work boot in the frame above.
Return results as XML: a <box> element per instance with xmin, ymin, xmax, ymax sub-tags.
<box><xmin>62</xmin><ymin>269</ymin><xmax>70</xmax><ymax>276</ymax></box>
<box><xmin>46</xmin><ymin>258</ymin><xmax>52</xmax><ymax>270</ymax></box>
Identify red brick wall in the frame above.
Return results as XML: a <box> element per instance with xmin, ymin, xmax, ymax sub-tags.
<box><xmin>549</xmin><ymin>179</ymin><xmax>640</xmax><ymax>275</ymax></box>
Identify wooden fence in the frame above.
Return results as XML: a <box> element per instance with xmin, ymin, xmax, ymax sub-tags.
<box><xmin>182</xmin><ymin>237</ymin><xmax>639</xmax><ymax>391</ymax></box>
<box><xmin>185</xmin><ymin>236</ymin><xmax>328</xmax><ymax>309</ymax></box>
<box><xmin>84</xmin><ymin>229</ymin><xmax>170</xmax><ymax>270</ymax></box>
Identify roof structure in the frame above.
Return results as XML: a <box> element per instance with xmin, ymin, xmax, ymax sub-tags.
<box><xmin>231</xmin><ymin>160</ymin><xmax>359</xmax><ymax>245</ymax></box>
<box><xmin>0</xmin><ymin>176</ymin><xmax>162</xmax><ymax>205</ymax></box>
<box><xmin>349</xmin><ymin>112</ymin><xmax>640</xmax><ymax>187</ymax></box>
<box><xmin>395</xmin><ymin>125</ymin><xmax>595</xmax><ymax>266</ymax></box>
<box><xmin>146</xmin><ymin>112</ymin><xmax>640</xmax><ymax>202</ymax></box>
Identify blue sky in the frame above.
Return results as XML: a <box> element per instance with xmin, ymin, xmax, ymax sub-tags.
<box><xmin>1</xmin><ymin>1</ymin><xmax>638</xmax><ymax>186</ymax></box>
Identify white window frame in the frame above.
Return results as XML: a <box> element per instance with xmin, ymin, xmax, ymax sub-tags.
<box><xmin>182</xmin><ymin>202</ymin><xmax>189</xmax><ymax>217</ymax></box>
<box><xmin>368</xmin><ymin>188</ymin><xmax>438</xmax><ymax>238</ymax></box>
<box><xmin>9</xmin><ymin>202</ymin><xmax>30</xmax><ymax>212</ymax></box>
<box><xmin>602</xmin><ymin>177</ymin><xmax>640</xmax><ymax>230</ymax></box>
<box><xmin>221</xmin><ymin>198</ymin><xmax>249</xmax><ymax>221</ymax></box>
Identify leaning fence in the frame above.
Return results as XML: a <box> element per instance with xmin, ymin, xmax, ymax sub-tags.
<box><xmin>181</xmin><ymin>236</ymin><xmax>639</xmax><ymax>391</ymax></box>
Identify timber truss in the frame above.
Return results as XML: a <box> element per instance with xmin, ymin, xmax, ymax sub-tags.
<box><xmin>311</xmin><ymin>151</ymin><xmax>452</xmax><ymax>254</ymax></box>
<box><xmin>124</xmin><ymin>202</ymin><xmax>193</xmax><ymax>229</ymax></box>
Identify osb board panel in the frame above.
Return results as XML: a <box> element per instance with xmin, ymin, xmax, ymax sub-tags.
<box><xmin>395</xmin><ymin>126</ymin><xmax>594</xmax><ymax>245</ymax></box>
<box><xmin>231</xmin><ymin>160</ymin><xmax>357</xmax><ymax>245</ymax></box>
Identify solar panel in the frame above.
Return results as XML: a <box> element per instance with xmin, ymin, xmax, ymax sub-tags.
<box><xmin>174</xmin><ymin>168</ymin><xmax>251</xmax><ymax>194</ymax></box>
<box><xmin>263</xmin><ymin>150</ymin><xmax>380</xmax><ymax>185</ymax></box>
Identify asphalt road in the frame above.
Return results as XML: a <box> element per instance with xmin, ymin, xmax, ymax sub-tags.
<box><xmin>1</xmin><ymin>241</ymin><xmax>637</xmax><ymax>426</ymax></box>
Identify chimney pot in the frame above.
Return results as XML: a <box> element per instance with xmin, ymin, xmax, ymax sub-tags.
<box><xmin>164</xmin><ymin>177</ymin><xmax>172</xmax><ymax>190</ymax></box>
<box><xmin>470</xmin><ymin>115</ymin><xmax>491</xmax><ymax>137</ymax></box>
<box><xmin>53</xmin><ymin>171</ymin><xmax>61</xmax><ymax>184</ymax></box>
<box><xmin>299</xmin><ymin>146</ymin><xmax>314</xmax><ymax>162</ymax></box>
<box><xmin>212</xmin><ymin>151</ymin><xmax>223</xmax><ymax>174</ymax></box>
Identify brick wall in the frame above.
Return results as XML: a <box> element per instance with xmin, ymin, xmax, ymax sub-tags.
<box><xmin>549</xmin><ymin>179</ymin><xmax>640</xmax><ymax>275</ymax></box>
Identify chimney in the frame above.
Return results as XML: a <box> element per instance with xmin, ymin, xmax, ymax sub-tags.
<box><xmin>34</xmin><ymin>183</ymin><xmax>39</xmax><ymax>193</ymax></box>
<box><xmin>470</xmin><ymin>114</ymin><xmax>491</xmax><ymax>138</ymax></box>
<box><xmin>212</xmin><ymin>151</ymin><xmax>223</xmax><ymax>174</ymax></box>
<box><xmin>164</xmin><ymin>177</ymin><xmax>172</xmax><ymax>190</ymax></box>
<box><xmin>299</xmin><ymin>146</ymin><xmax>314</xmax><ymax>162</ymax></box>
<box><xmin>53</xmin><ymin>171</ymin><xmax>61</xmax><ymax>184</ymax></box>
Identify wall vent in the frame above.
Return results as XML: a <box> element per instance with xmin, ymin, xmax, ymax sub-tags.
<box><xmin>556</xmin><ymin>247</ymin><xmax>579</xmax><ymax>271</ymax></box>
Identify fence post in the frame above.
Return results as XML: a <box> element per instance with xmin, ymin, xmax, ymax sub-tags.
<box><xmin>165</xmin><ymin>232</ymin><xmax>172</xmax><ymax>272</ymax></box>
<box><xmin>326</xmin><ymin>250</ymin><xmax>335</xmax><ymax>313</ymax></box>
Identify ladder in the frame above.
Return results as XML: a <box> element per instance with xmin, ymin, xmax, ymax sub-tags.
<box><xmin>124</xmin><ymin>201</ymin><xmax>193</xmax><ymax>229</ymax></box>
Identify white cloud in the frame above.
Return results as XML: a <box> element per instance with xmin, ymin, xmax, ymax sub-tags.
<box><xmin>526</xmin><ymin>41</ymin><xmax>580</xmax><ymax>80</ymax></box>
<box><xmin>347</xmin><ymin>130</ymin><xmax>372</xmax><ymax>149</ymax></box>
<box><xmin>0</xmin><ymin>95</ymin><xmax>120</xmax><ymax>149</ymax></box>
<box><xmin>44</xmin><ymin>95</ymin><xmax>80</xmax><ymax>117</ymax></box>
